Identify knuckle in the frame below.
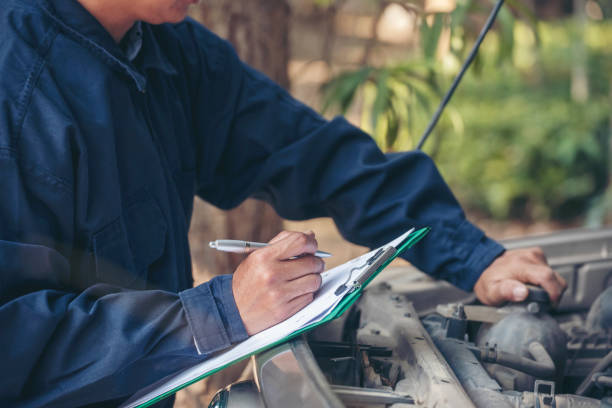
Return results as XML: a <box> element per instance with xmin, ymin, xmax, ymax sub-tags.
<box><xmin>251</xmin><ymin>249</ymin><xmax>267</xmax><ymax>263</ymax></box>
<box><xmin>261</xmin><ymin>270</ymin><xmax>275</xmax><ymax>285</ymax></box>
<box><xmin>512</xmin><ymin>258</ymin><xmax>524</xmax><ymax>269</ymax></box>
<box><xmin>296</xmin><ymin>233</ymin><xmax>309</xmax><ymax>246</ymax></box>
<box><xmin>314</xmin><ymin>274</ymin><xmax>322</xmax><ymax>290</ymax></box>
<box><xmin>522</xmin><ymin>252</ymin><xmax>536</xmax><ymax>262</ymax></box>
<box><xmin>268</xmin><ymin>288</ymin><xmax>281</xmax><ymax>302</ymax></box>
<box><xmin>304</xmin><ymin>275</ymin><xmax>316</xmax><ymax>292</ymax></box>
<box><xmin>304</xmin><ymin>274</ymin><xmax>321</xmax><ymax>292</ymax></box>
<box><xmin>269</xmin><ymin>231</ymin><xmax>286</xmax><ymax>244</ymax></box>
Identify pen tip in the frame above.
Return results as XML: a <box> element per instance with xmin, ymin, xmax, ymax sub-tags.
<box><xmin>208</xmin><ymin>241</ymin><xmax>216</xmax><ymax>248</ymax></box>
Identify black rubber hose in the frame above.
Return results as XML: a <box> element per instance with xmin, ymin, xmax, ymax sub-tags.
<box><xmin>594</xmin><ymin>374</ymin><xmax>612</xmax><ymax>388</ymax></box>
<box><xmin>470</xmin><ymin>342</ymin><xmax>556</xmax><ymax>379</ymax></box>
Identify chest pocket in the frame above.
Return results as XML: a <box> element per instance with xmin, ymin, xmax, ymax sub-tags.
<box><xmin>92</xmin><ymin>195</ymin><xmax>167</xmax><ymax>289</ymax></box>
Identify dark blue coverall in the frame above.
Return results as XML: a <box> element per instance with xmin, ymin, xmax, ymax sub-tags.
<box><xmin>0</xmin><ymin>0</ymin><xmax>505</xmax><ymax>406</ymax></box>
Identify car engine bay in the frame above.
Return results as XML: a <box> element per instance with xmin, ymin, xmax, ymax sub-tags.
<box><xmin>211</xmin><ymin>228</ymin><xmax>612</xmax><ymax>408</ymax></box>
<box><xmin>305</xmin><ymin>228</ymin><xmax>612</xmax><ymax>407</ymax></box>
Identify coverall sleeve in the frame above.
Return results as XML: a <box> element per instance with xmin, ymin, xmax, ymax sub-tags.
<box><xmin>0</xmin><ymin>129</ymin><xmax>244</xmax><ymax>406</ymax></box>
<box><xmin>188</xmin><ymin>24</ymin><xmax>505</xmax><ymax>291</ymax></box>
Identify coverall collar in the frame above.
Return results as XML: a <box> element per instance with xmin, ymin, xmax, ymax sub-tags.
<box><xmin>37</xmin><ymin>0</ymin><xmax>177</xmax><ymax>92</ymax></box>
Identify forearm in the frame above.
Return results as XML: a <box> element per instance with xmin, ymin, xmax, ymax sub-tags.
<box><xmin>245</xmin><ymin>116</ymin><xmax>505</xmax><ymax>288</ymax></box>
<box><xmin>188</xmin><ymin>26</ymin><xmax>504</xmax><ymax>289</ymax></box>
<box><xmin>1</xmin><ymin>270</ymin><xmax>246</xmax><ymax>407</ymax></box>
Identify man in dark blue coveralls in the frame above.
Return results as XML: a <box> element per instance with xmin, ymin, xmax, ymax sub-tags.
<box><xmin>0</xmin><ymin>0</ymin><xmax>567</xmax><ymax>407</ymax></box>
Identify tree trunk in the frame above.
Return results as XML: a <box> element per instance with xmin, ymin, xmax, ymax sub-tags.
<box><xmin>188</xmin><ymin>1</ymin><xmax>289</xmax><ymax>287</ymax></box>
<box><xmin>178</xmin><ymin>2</ymin><xmax>290</xmax><ymax>407</ymax></box>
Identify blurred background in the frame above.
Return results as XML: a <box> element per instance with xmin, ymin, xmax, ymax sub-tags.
<box><xmin>179</xmin><ymin>0</ymin><xmax>611</xmax><ymax>406</ymax></box>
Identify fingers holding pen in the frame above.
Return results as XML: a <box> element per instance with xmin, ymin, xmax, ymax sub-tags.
<box><xmin>250</xmin><ymin>252</ymin><xmax>324</xmax><ymax>288</ymax></box>
<box><xmin>268</xmin><ymin>230</ymin><xmax>319</xmax><ymax>260</ymax></box>
<box><xmin>268</xmin><ymin>230</ymin><xmax>315</xmax><ymax>245</ymax></box>
<box><xmin>279</xmin><ymin>255</ymin><xmax>325</xmax><ymax>280</ymax></box>
<box><xmin>232</xmin><ymin>230</ymin><xmax>325</xmax><ymax>335</ymax></box>
<box><xmin>283</xmin><ymin>272</ymin><xmax>323</xmax><ymax>300</ymax></box>
<box><xmin>268</xmin><ymin>230</ymin><xmax>293</xmax><ymax>245</ymax></box>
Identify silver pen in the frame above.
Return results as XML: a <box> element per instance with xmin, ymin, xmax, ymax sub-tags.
<box><xmin>208</xmin><ymin>239</ymin><xmax>332</xmax><ymax>258</ymax></box>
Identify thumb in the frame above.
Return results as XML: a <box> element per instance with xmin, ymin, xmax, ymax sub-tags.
<box><xmin>484</xmin><ymin>279</ymin><xmax>528</xmax><ymax>305</ymax></box>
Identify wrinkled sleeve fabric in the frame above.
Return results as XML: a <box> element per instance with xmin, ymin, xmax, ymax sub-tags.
<box><xmin>187</xmin><ymin>24</ymin><xmax>504</xmax><ymax>291</ymax></box>
<box><xmin>180</xmin><ymin>274</ymin><xmax>247</xmax><ymax>354</ymax></box>
<box><xmin>0</xmin><ymin>125</ymin><xmax>242</xmax><ymax>407</ymax></box>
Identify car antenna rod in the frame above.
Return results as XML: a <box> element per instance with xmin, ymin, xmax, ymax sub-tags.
<box><xmin>416</xmin><ymin>0</ymin><xmax>506</xmax><ymax>151</ymax></box>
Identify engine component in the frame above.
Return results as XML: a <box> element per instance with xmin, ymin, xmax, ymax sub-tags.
<box><xmin>576</xmin><ymin>350</ymin><xmax>612</xmax><ymax>396</ymax></box>
<box><xmin>352</xmin><ymin>284</ymin><xmax>477</xmax><ymax>407</ymax></box>
<box><xmin>476</xmin><ymin>311</ymin><xmax>567</xmax><ymax>391</ymax></box>
<box><xmin>502</xmin><ymin>389</ymin><xmax>601</xmax><ymax>408</ymax></box>
<box><xmin>443</xmin><ymin>303</ymin><xmax>468</xmax><ymax>340</ymax></box>
<box><xmin>423</xmin><ymin>313</ymin><xmax>516</xmax><ymax>407</ymax></box>
<box><xmin>587</xmin><ymin>286</ymin><xmax>612</xmax><ymax>331</ymax></box>
<box><xmin>469</xmin><ymin>342</ymin><xmax>556</xmax><ymax>379</ymax></box>
<box><xmin>208</xmin><ymin>381</ymin><xmax>264</xmax><ymax>408</ymax></box>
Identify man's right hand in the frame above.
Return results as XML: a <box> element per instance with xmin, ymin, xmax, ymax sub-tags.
<box><xmin>232</xmin><ymin>231</ymin><xmax>325</xmax><ymax>335</ymax></box>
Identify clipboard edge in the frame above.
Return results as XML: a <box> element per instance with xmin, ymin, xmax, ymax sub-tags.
<box><xmin>132</xmin><ymin>227</ymin><xmax>430</xmax><ymax>408</ymax></box>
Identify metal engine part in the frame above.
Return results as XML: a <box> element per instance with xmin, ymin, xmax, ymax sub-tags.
<box><xmin>476</xmin><ymin>311</ymin><xmax>567</xmax><ymax>391</ymax></box>
<box><xmin>212</xmin><ymin>229</ymin><xmax>612</xmax><ymax>408</ymax></box>
<box><xmin>208</xmin><ymin>381</ymin><xmax>264</xmax><ymax>408</ymax></box>
<box><xmin>587</xmin><ymin>286</ymin><xmax>612</xmax><ymax>331</ymax></box>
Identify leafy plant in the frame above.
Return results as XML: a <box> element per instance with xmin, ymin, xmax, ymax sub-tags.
<box><xmin>321</xmin><ymin>62</ymin><xmax>441</xmax><ymax>149</ymax></box>
<box><xmin>320</xmin><ymin>0</ymin><xmax>612</xmax><ymax>222</ymax></box>
<box><xmin>322</xmin><ymin>0</ymin><xmax>524</xmax><ymax>150</ymax></box>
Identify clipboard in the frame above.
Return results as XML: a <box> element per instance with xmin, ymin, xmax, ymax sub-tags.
<box><xmin>123</xmin><ymin>227</ymin><xmax>430</xmax><ymax>408</ymax></box>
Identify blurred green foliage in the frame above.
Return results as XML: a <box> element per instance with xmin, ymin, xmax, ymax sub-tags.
<box><xmin>322</xmin><ymin>8</ymin><xmax>612</xmax><ymax>222</ymax></box>
<box><xmin>433</xmin><ymin>45</ymin><xmax>610</xmax><ymax>221</ymax></box>
<box><xmin>322</xmin><ymin>0</ymin><xmax>527</xmax><ymax>148</ymax></box>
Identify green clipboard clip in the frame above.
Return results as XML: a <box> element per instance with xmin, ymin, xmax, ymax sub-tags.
<box><xmin>335</xmin><ymin>226</ymin><xmax>430</xmax><ymax>296</ymax></box>
<box><xmin>334</xmin><ymin>246</ymin><xmax>396</xmax><ymax>295</ymax></box>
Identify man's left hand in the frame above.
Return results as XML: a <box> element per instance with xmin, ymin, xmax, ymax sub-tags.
<box><xmin>473</xmin><ymin>247</ymin><xmax>567</xmax><ymax>306</ymax></box>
